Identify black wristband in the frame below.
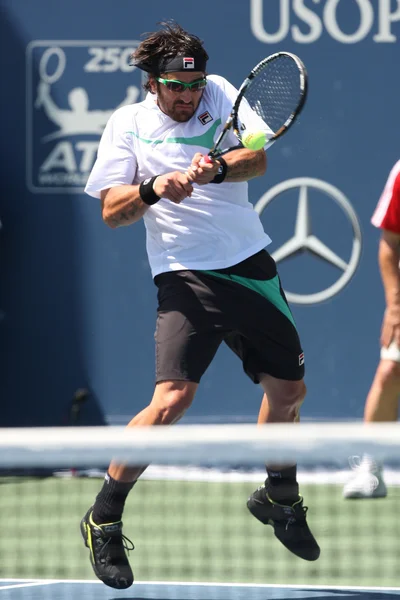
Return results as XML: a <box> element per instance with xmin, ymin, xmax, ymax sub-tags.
<box><xmin>209</xmin><ymin>157</ymin><xmax>228</xmax><ymax>184</ymax></box>
<box><xmin>139</xmin><ymin>176</ymin><xmax>161</xmax><ymax>205</ymax></box>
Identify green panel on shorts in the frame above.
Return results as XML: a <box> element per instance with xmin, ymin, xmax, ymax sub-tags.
<box><xmin>201</xmin><ymin>270</ymin><xmax>296</xmax><ymax>328</ymax></box>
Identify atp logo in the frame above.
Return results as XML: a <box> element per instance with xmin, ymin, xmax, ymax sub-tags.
<box><xmin>26</xmin><ymin>40</ymin><xmax>144</xmax><ymax>193</ymax></box>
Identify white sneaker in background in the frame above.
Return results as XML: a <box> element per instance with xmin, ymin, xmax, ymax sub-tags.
<box><xmin>342</xmin><ymin>454</ymin><xmax>388</xmax><ymax>499</ymax></box>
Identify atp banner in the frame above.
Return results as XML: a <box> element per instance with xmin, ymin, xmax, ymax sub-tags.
<box><xmin>26</xmin><ymin>41</ymin><xmax>143</xmax><ymax>192</ymax></box>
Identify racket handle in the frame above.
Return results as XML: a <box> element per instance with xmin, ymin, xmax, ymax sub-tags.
<box><xmin>203</xmin><ymin>155</ymin><xmax>213</xmax><ymax>164</ymax></box>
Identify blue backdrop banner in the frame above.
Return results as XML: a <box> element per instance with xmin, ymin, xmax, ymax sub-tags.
<box><xmin>1</xmin><ymin>0</ymin><xmax>399</xmax><ymax>425</ymax></box>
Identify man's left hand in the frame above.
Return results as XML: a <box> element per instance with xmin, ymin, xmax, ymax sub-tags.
<box><xmin>186</xmin><ymin>153</ymin><xmax>221</xmax><ymax>185</ymax></box>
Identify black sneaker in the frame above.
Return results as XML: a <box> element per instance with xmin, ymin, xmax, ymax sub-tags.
<box><xmin>247</xmin><ymin>485</ymin><xmax>320</xmax><ymax>561</ymax></box>
<box><xmin>80</xmin><ymin>507</ymin><xmax>134</xmax><ymax>589</ymax></box>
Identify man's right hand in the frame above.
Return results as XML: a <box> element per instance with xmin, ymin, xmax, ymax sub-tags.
<box><xmin>153</xmin><ymin>172</ymin><xmax>193</xmax><ymax>204</ymax></box>
<box><xmin>381</xmin><ymin>305</ymin><xmax>400</xmax><ymax>348</ymax></box>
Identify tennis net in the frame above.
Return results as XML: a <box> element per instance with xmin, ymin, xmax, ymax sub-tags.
<box><xmin>1</xmin><ymin>423</ymin><xmax>399</xmax><ymax>597</ymax></box>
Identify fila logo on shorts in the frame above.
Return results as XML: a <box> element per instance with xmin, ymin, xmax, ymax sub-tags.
<box><xmin>299</xmin><ymin>352</ymin><xmax>305</xmax><ymax>366</ymax></box>
<box><xmin>198</xmin><ymin>111</ymin><xmax>213</xmax><ymax>125</ymax></box>
<box><xmin>183</xmin><ymin>57</ymin><xmax>195</xmax><ymax>69</ymax></box>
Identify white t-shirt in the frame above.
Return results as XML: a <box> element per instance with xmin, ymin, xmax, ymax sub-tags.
<box><xmin>85</xmin><ymin>75</ymin><xmax>272</xmax><ymax>278</ymax></box>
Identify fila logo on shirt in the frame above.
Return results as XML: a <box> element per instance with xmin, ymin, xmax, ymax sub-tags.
<box><xmin>198</xmin><ymin>111</ymin><xmax>213</xmax><ymax>125</ymax></box>
<box><xmin>183</xmin><ymin>57</ymin><xmax>195</xmax><ymax>69</ymax></box>
<box><xmin>299</xmin><ymin>352</ymin><xmax>305</xmax><ymax>366</ymax></box>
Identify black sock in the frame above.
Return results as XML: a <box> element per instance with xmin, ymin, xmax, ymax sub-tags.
<box><xmin>92</xmin><ymin>473</ymin><xmax>136</xmax><ymax>524</ymax></box>
<box><xmin>265</xmin><ymin>465</ymin><xmax>299</xmax><ymax>505</ymax></box>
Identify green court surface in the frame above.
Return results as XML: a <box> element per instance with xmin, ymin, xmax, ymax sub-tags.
<box><xmin>1</xmin><ymin>477</ymin><xmax>398</xmax><ymax>587</ymax></box>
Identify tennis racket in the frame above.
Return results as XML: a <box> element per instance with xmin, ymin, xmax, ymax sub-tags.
<box><xmin>204</xmin><ymin>51</ymin><xmax>308</xmax><ymax>162</ymax></box>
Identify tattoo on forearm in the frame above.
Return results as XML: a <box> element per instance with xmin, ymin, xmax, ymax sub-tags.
<box><xmin>110</xmin><ymin>217</ymin><xmax>121</xmax><ymax>227</ymax></box>
<box><xmin>229</xmin><ymin>162</ymin><xmax>253</xmax><ymax>180</ymax></box>
<box><xmin>227</xmin><ymin>156</ymin><xmax>264</xmax><ymax>181</ymax></box>
<box><xmin>113</xmin><ymin>199</ymin><xmax>147</xmax><ymax>226</ymax></box>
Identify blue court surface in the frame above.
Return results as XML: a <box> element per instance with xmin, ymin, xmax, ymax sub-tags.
<box><xmin>0</xmin><ymin>581</ymin><xmax>399</xmax><ymax>600</ymax></box>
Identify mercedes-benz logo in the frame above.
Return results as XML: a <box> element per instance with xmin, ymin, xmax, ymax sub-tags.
<box><xmin>254</xmin><ymin>178</ymin><xmax>362</xmax><ymax>305</ymax></box>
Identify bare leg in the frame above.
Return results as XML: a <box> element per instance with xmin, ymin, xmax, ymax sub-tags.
<box><xmin>109</xmin><ymin>380</ymin><xmax>198</xmax><ymax>482</ymax></box>
<box><xmin>258</xmin><ymin>375</ymin><xmax>305</xmax><ymax>473</ymax></box>
<box><xmin>342</xmin><ymin>360</ymin><xmax>398</xmax><ymax>499</ymax></box>
<box><xmin>247</xmin><ymin>375</ymin><xmax>320</xmax><ymax>560</ymax></box>
<box><xmin>81</xmin><ymin>383</ymin><xmax>199</xmax><ymax>589</ymax></box>
<box><xmin>364</xmin><ymin>360</ymin><xmax>400</xmax><ymax>422</ymax></box>
<box><xmin>258</xmin><ymin>374</ymin><xmax>305</xmax><ymax>423</ymax></box>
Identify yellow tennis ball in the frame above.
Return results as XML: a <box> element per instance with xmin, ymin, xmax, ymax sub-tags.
<box><xmin>242</xmin><ymin>130</ymin><xmax>267</xmax><ymax>151</ymax></box>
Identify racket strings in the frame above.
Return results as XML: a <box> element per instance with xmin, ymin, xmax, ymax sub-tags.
<box><xmin>245</xmin><ymin>58</ymin><xmax>303</xmax><ymax>134</ymax></box>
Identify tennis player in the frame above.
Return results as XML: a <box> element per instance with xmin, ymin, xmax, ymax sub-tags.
<box><xmin>81</xmin><ymin>21</ymin><xmax>320</xmax><ymax>589</ymax></box>
<box><xmin>343</xmin><ymin>160</ymin><xmax>400</xmax><ymax>499</ymax></box>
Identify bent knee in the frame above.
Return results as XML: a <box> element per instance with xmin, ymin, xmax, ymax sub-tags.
<box><xmin>151</xmin><ymin>381</ymin><xmax>197</xmax><ymax>423</ymax></box>
<box><xmin>269</xmin><ymin>379</ymin><xmax>306</xmax><ymax>422</ymax></box>
<box><xmin>376</xmin><ymin>360</ymin><xmax>400</xmax><ymax>386</ymax></box>
<box><xmin>279</xmin><ymin>379</ymin><xmax>307</xmax><ymax>406</ymax></box>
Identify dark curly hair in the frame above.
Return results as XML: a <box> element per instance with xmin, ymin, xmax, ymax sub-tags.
<box><xmin>130</xmin><ymin>21</ymin><xmax>209</xmax><ymax>92</ymax></box>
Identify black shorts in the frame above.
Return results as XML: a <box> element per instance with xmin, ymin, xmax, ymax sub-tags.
<box><xmin>153</xmin><ymin>250</ymin><xmax>305</xmax><ymax>384</ymax></box>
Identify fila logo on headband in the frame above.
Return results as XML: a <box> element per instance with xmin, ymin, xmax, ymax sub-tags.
<box><xmin>183</xmin><ymin>57</ymin><xmax>195</xmax><ymax>69</ymax></box>
<box><xmin>198</xmin><ymin>111</ymin><xmax>213</xmax><ymax>125</ymax></box>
